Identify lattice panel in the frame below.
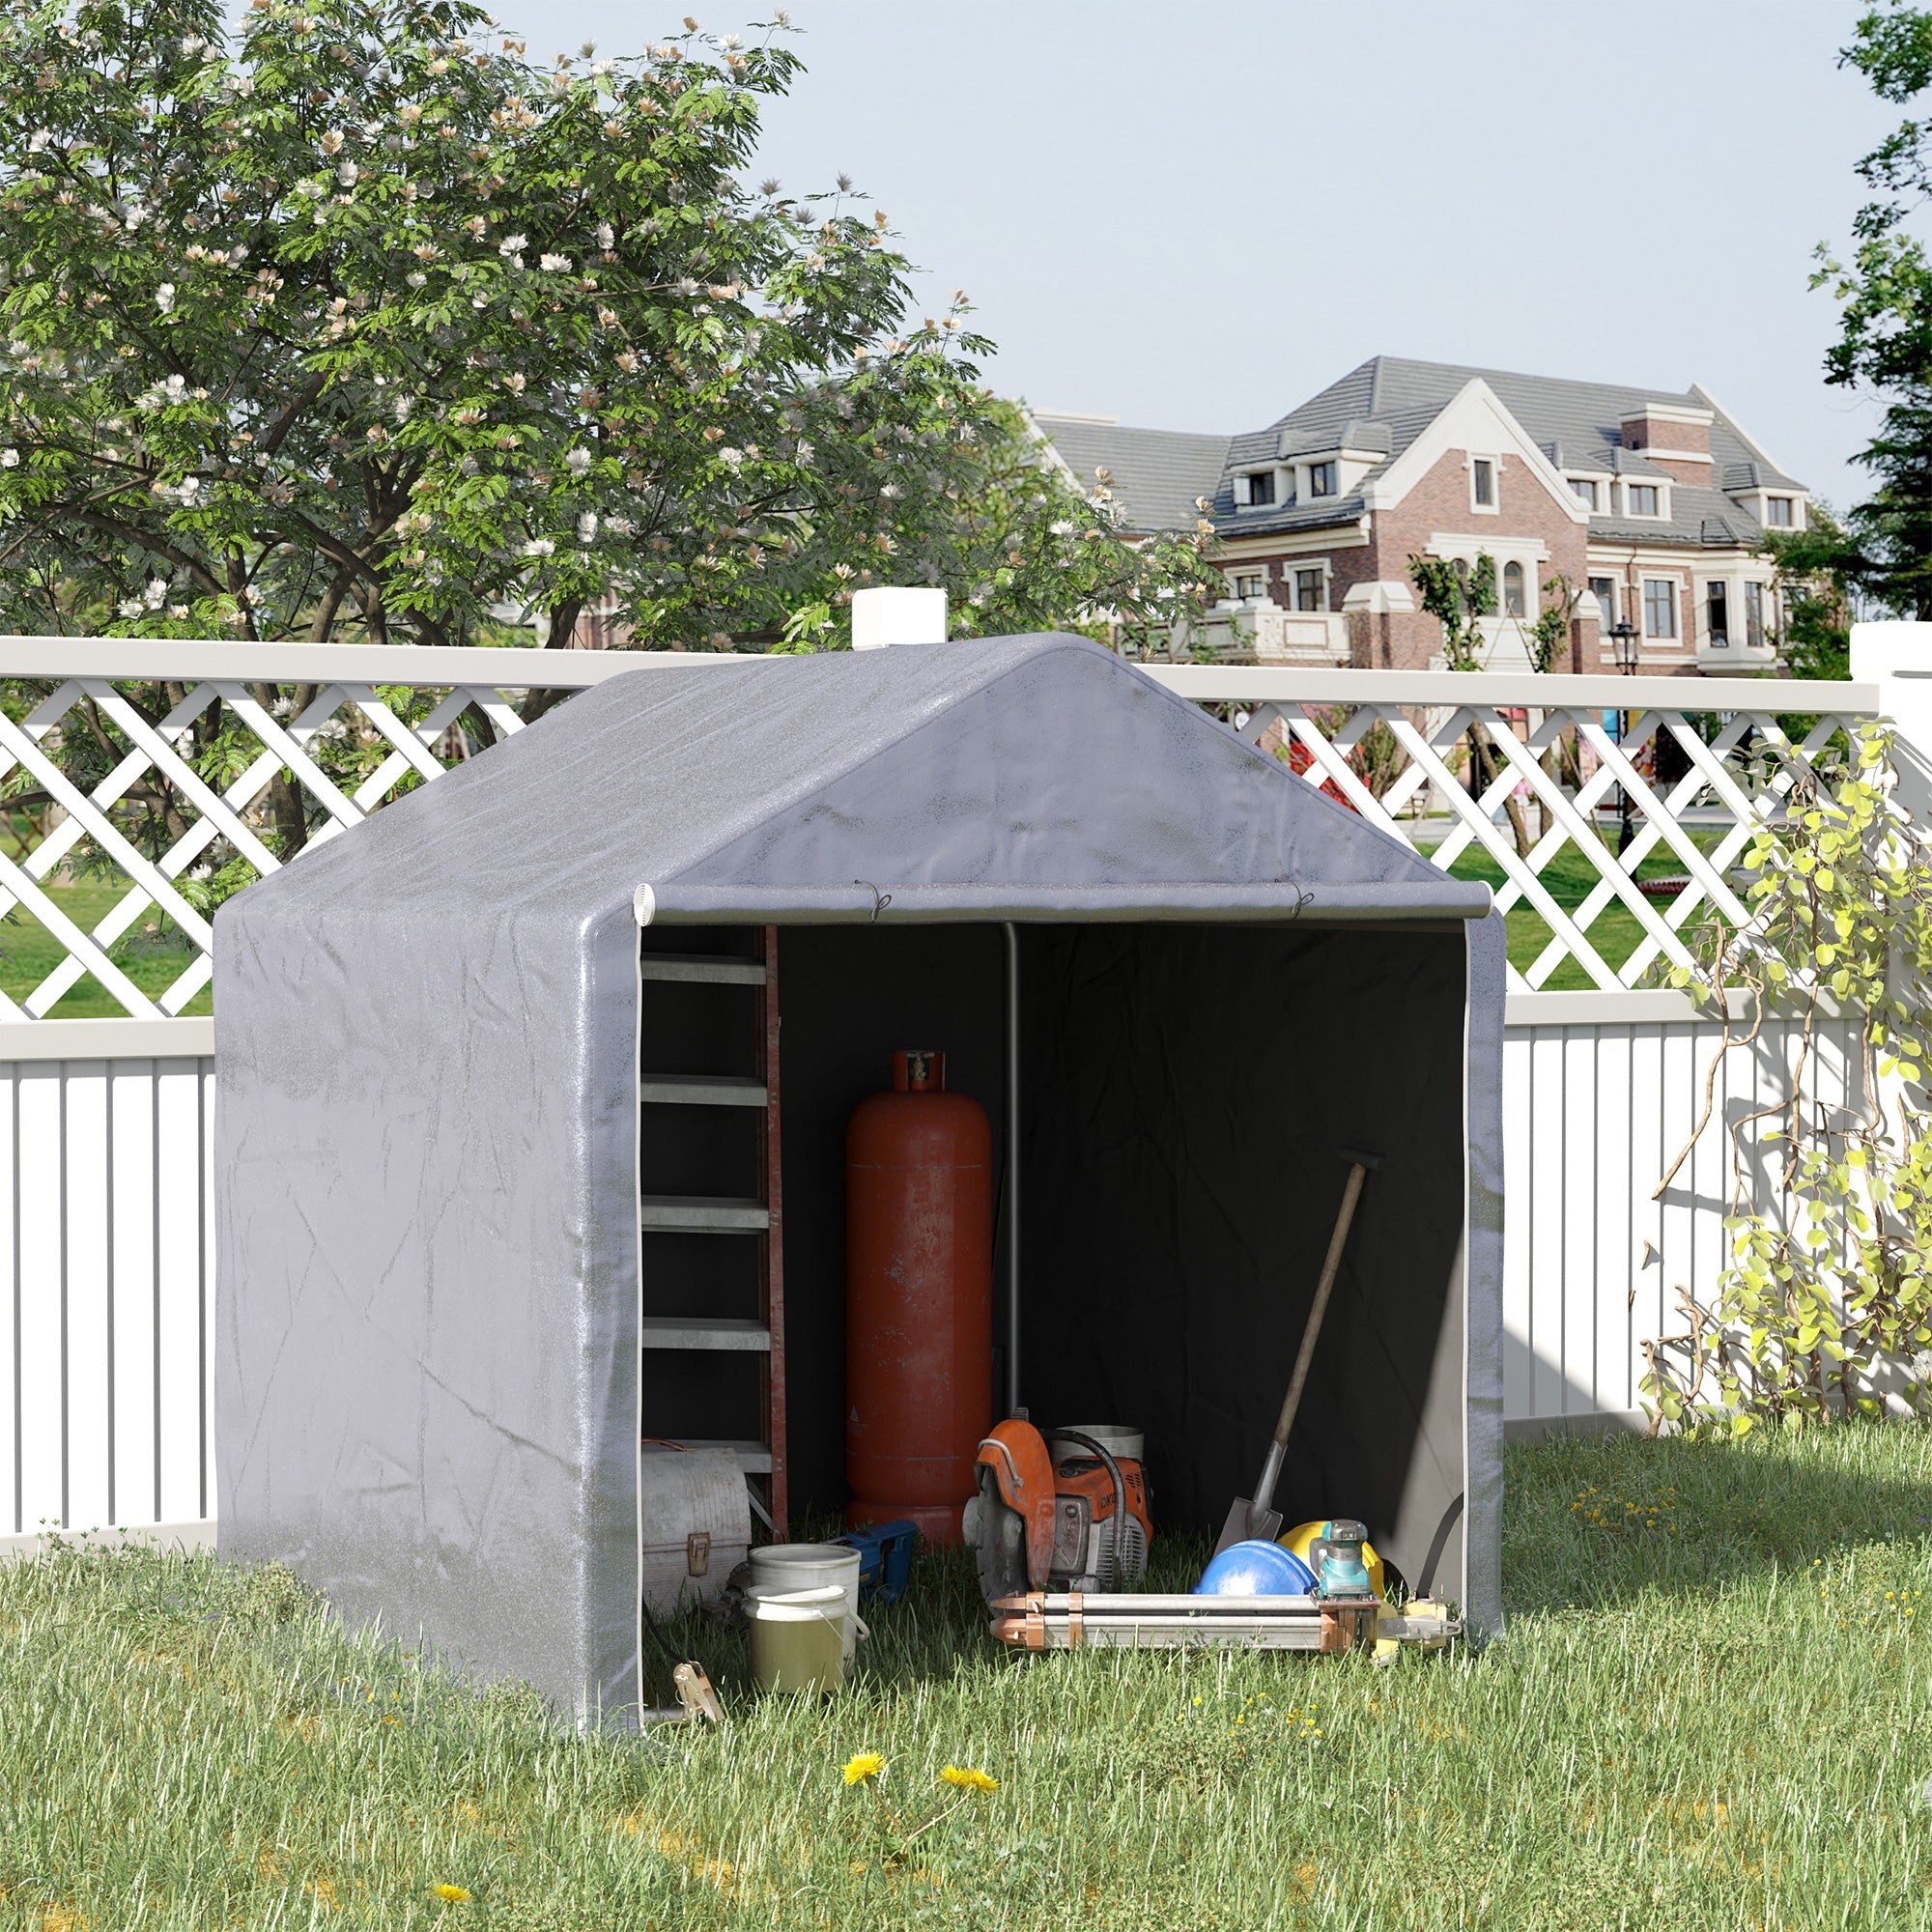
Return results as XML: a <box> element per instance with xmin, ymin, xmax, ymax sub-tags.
<box><xmin>0</xmin><ymin>663</ymin><xmax>1887</xmax><ymax>1017</ymax></box>
<box><xmin>0</xmin><ymin>677</ymin><xmax>541</xmax><ymax>1020</ymax></box>
<box><xmin>1258</xmin><ymin>698</ymin><xmax>1875</xmax><ymax>993</ymax></box>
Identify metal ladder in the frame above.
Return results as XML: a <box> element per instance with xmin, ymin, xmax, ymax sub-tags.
<box><xmin>637</xmin><ymin>927</ymin><xmax>787</xmax><ymax>1538</ymax></box>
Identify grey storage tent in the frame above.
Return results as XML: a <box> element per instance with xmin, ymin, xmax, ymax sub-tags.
<box><xmin>214</xmin><ymin>633</ymin><xmax>1504</xmax><ymax>1723</ymax></box>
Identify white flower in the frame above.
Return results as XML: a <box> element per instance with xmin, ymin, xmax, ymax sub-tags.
<box><xmin>407</xmin><ymin>271</ymin><xmax>427</xmax><ymax>287</ymax></box>
<box><xmin>717</xmin><ymin>445</ymin><xmax>744</xmax><ymax>469</ymax></box>
<box><xmin>595</xmin><ymin>221</ymin><xmax>614</xmax><ymax>250</ymax></box>
<box><xmin>321</xmin><ymin>129</ymin><xmax>344</xmax><ymax>156</ymax></box>
<box><xmin>565</xmin><ymin>446</ymin><xmax>591</xmax><ymax>476</ymax></box>
<box><xmin>673</xmin><ymin>277</ymin><xmax>700</xmax><ymax>298</ymax></box>
<box><xmin>337</xmin><ymin>161</ymin><xmax>357</xmax><ymax>185</ymax></box>
<box><xmin>774</xmin><ymin>7</ymin><xmax>789</xmax><ymax>22</ymax></box>
<box><xmin>539</xmin><ymin>253</ymin><xmax>571</xmax><ymax>272</ymax></box>
<box><xmin>576</xmin><ymin>512</ymin><xmax>598</xmax><ymax>542</ymax></box>
<box><xmin>394</xmin><ymin>396</ymin><xmax>414</xmax><ymax>422</ymax></box>
<box><xmin>590</xmin><ymin>59</ymin><xmax>613</xmax><ymax>75</ymax></box>
<box><xmin>720</xmin><ymin>33</ymin><xmax>742</xmax><ymax>48</ymax></box>
<box><xmin>143</xmin><ymin>578</ymin><xmax>168</xmax><ymax>608</ymax></box>
<box><xmin>296</xmin><ymin>180</ymin><xmax>326</xmax><ymax>200</ymax></box>
<box><xmin>607</xmin><ymin>515</ymin><xmax>634</xmax><ymax>535</ymax></box>
<box><xmin>168</xmin><ymin>604</ymin><xmax>188</xmax><ymax>620</ymax></box>
<box><xmin>502</xmin><ymin>372</ymin><xmax>526</xmax><ymax>393</ymax></box>
<box><xmin>1050</xmin><ymin>519</ymin><xmax>1073</xmax><ymax>536</ymax></box>
<box><xmin>178</xmin><ymin>476</ymin><xmax>200</xmax><ymax>503</ymax></box>
<box><xmin>498</xmin><ymin>233</ymin><xmax>527</xmax><ymax>255</ymax></box>
<box><xmin>117</xmin><ymin>598</ymin><xmax>144</xmax><ymax>618</ymax></box>
<box><xmin>0</xmin><ymin>449</ymin><xmax>17</xmax><ymax>469</ymax></box>
<box><xmin>27</xmin><ymin>130</ymin><xmax>50</xmax><ymax>154</ymax></box>
<box><xmin>165</xmin><ymin>374</ymin><xmax>187</xmax><ymax>400</ymax></box>
<box><xmin>522</xmin><ymin>538</ymin><xmax>554</xmax><ymax>556</ymax></box>
<box><xmin>793</xmin><ymin>440</ymin><xmax>813</xmax><ymax>464</ymax></box>
<box><xmin>156</xmin><ymin>283</ymin><xmax>176</xmax><ymax>314</ymax></box>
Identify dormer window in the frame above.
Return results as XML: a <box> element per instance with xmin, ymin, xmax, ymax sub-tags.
<box><xmin>1627</xmin><ymin>483</ymin><xmax>1661</xmax><ymax>518</ymax></box>
<box><xmin>1571</xmin><ymin>478</ymin><xmax>1599</xmax><ymax>510</ymax></box>
<box><xmin>1232</xmin><ymin>573</ymin><xmax>1267</xmax><ymax>601</ymax></box>
<box><xmin>1765</xmin><ymin>495</ymin><xmax>1794</xmax><ymax>527</ymax></box>
<box><xmin>1307</xmin><ymin>461</ymin><xmax>1337</xmax><ymax>498</ymax></box>
<box><xmin>1234</xmin><ymin>469</ymin><xmax>1276</xmax><ymax>507</ymax></box>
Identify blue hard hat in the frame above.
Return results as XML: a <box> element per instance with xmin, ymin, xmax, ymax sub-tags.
<box><xmin>1191</xmin><ymin>1540</ymin><xmax>1317</xmax><ymax>1597</ymax></box>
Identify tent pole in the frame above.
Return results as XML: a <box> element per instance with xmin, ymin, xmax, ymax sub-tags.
<box><xmin>1004</xmin><ymin>921</ymin><xmax>1021</xmax><ymax>1418</ymax></box>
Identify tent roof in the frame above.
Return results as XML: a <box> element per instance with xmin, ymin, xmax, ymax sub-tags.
<box><xmin>239</xmin><ymin>633</ymin><xmax>1489</xmax><ymax>928</ymax></box>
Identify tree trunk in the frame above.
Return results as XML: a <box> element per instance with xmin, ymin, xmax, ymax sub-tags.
<box><xmin>251</xmin><ymin>681</ymin><xmax>318</xmax><ymax>863</ymax></box>
<box><xmin>1468</xmin><ymin>729</ymin><xmax>1535</xmax><ymax>860</ymax></box>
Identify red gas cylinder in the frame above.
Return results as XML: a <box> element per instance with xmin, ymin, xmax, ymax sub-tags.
<box><xmin>845</xmin><ymin>1050</ymin><xmax>992</xmax><ymax>1545</ymax></box>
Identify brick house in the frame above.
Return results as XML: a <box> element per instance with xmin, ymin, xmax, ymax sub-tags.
<box><xmin>1034</xmin><ymin>356</ymin><xmax>1810</xmax><ymax>674</ymax></box>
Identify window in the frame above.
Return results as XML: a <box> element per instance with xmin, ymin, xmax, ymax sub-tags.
<box><xmin>1643</xmin><ymin>578</ymin><xmax>1677</xmax><ymax>639</ymax></box>
<box><xmin>1765</xmin><ymin>495</ymin><xmax>1794</xmax><ymax>526</ymax></box>
<box><xmin>1589</xmin><ymin>576</ymin><xmax>1617</xmax><ymax>628</ymax></box>
<box><xmin>1471</xmin><ymin>457</ymin><xmax>1496</xmax><ymax>509</ymax></box>
<box><xmin>1706</xmin><ymin>582</ymin><xmax>1728</xmax><ymax>646</ymax></box>
<box><xmin>1232</xmin><ymin>573</ymin><xmax>1266</xmax><ymax>601</ymax></box>
<box><xmin>1307</xmin><ymin>461</ymin><xmax>1337</xmax><ymax>498</ymax></box>
<box><xmin>1627</xmin><ymin>484</ymin><xmax>1661</xmax><ymax>518</ymax></box>
<box><xmin>1294</xmin><ymin>568</ymin><xmax>1326</xmax><ymax>612</ymax></box>
<box><xmin>1571</xmin><ymin>478</ymin><xmax>1599</xmax><ymax>510</ymax></box>
<box><xmin>1746</xmin><ymin>581</ymin><xmax>1766</xmax><ymax>648</ymax></box>
<box><xmin>1236</xmin><ymin>469</ymin><xmax>1275</xmax><ymax>507</ymax></box>
<box><xmin>1502</xmin><ymin>560</ymin><xmax>1526</xmax><ymax>618</ymax></box>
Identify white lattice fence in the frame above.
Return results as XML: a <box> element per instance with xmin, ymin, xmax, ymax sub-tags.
<box><xmin>0</xmin><ymin>639</ymin><xmax>1909</xmax><ymax>1544</ymax></box>
<box><xmin>1159</xmin><ymin>666</ymin><xmax>1880</xmax><ymax>994</ymax></box>
<box><xmin>0</xmin><ymin>639</ymin><xmax>707</xmax><ymax>1026</ymax></box>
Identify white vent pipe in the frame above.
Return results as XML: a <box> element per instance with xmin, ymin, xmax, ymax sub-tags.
<box><xmin>851</xmin><ymin>586</ymin><xmax>948</xmax><ymax>650</ymax></box>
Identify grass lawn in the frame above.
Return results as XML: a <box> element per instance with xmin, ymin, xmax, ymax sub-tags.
<box><xmin>0</xmin><ymin>881</ymin><xmax>211</xmax><ymax>1019</ymax></box>
<box><xmin>4</xmin><ymin>1425</ymin><xmax>1931</xmax><ymax>1929</ymax></box>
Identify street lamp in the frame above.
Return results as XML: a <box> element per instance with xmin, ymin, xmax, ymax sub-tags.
<box><xmin>1608</xmin><ymin>619</ymin><xmax>1639</xmax><ymax>853</ymax></box>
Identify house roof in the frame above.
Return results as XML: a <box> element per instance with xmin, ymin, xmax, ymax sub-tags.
<box><xmin>219</xmin><ymin>635</ymin><xmax>1489</xmax><ymax>941</ymax></box>
<box><xmin>1028</xmin><ymin>414</ymin><xmax>1231</xmax><ymax>536</ymax></box>
<box><xmin>1035</xmin><ymin>355</ymin><xmax>1805</xmax><ymax>550</ymax></box>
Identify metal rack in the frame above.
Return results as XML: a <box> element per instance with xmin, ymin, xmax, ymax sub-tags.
<box><xmin>637</xmin><ymin>928</ymin><xmax>786</xmax><ymax>1536</ymax></box>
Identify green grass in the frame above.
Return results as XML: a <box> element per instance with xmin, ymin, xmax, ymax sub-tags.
<box><xmin>6</xmin><ymin>1424</ymin><xmax>1932</xmax><ymax>1928</ymax></box>
<box><xmin>1426</xmin><ymin>831</ymin><xmax>1727</xmax><ymax>991</ymax></box>
<box><xmin>0</xmin><ymin>881</ymin><xmax>211</xmax><ymax>1019</ymax></box>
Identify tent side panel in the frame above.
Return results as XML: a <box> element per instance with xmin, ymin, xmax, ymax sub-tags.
<box><xmin>1461</xmin><ymin>911</ymin><xmax>1507</xmax><ymax>1635</ymax></box>
<box><xmin>212</xmin><ymin>895</ymin><xmax>639</xmax><ymax>1720</ymax></box>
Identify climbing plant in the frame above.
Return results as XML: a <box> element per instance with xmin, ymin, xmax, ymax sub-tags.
<box><xmin>1642</xmin><ymin>727</ymin><xmax>1932</xmax><ymax>1433</ymax></box>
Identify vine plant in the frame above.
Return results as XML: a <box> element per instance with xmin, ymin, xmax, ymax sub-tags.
<box><xmin>1642</xmin><ymin>727</ymin><xmax>1932</xmax><ymax>1434</ymax></box>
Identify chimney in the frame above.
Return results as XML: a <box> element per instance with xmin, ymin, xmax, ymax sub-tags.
<box><xmin>1618</xmin><ymin>404</ymin><xmax>1713</xmax><ymax>485</ymax></box>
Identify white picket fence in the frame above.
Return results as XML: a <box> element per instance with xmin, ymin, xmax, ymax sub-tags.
<box><xmin>0</xmin><ymin>635</ymin><xmax>1908</xmax><ymax>1547</ymax></box>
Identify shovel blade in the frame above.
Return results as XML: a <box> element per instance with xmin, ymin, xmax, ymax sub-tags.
<box><xmin>1213</xmin><ymin>1497</ymin><xmax>1284</xmax><ymax>1557</ymax></box>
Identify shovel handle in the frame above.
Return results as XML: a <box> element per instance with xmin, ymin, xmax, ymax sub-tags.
<box><xmin>1253</xmin><ymin>1161</ymin><xmax>1370</xmax><ymax>1517</ymax></box>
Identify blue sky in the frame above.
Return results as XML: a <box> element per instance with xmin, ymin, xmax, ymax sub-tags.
<box><xmin>506</xmin><ymin>1</ymin><xmax>1896</xmax><ymax>511</ymax></box>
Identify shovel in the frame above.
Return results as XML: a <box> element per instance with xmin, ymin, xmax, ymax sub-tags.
<box><xmin>1214</xmin><ymin>1147</ymin><xmax>1382</xmax><ymax>1556</ymax></box>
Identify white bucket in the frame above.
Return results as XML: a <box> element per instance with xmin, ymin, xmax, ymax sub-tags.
<box><xmin>748</xmin><ymin>1543</ymin><xmax>865</xmax><ymax>1662</ymax></box>
<box><xmin>744</xmin><ymin>1583</ymin><xmax>866</xmax><ymax>1693</ymax></box>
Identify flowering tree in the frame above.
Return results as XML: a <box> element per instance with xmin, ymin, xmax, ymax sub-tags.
<box><xmin>0</xmin><ymin>0</ymin><xmax>1216</xmax><ymax>655</ymax></box>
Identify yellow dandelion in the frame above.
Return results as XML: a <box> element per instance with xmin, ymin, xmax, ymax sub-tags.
<box><xmin>939</xmin><ymin>1765</ymin><xmax>999</xmax><ymax>1794</ymax></box>
<box><xmin>432</xmin><ymin>1883</ymin><xmax>472</xmax><ymax>1903</ymax></box>
<box><xmin>841</xmin><ymin>1751</ymin><xmax>885</xmax><ymax>1786</ymax></box>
